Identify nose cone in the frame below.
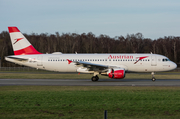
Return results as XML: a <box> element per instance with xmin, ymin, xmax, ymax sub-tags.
<box><xmin>171</xmin><ymin>62</ymin><xmax>177</xmax><ymax>70</ymax></box>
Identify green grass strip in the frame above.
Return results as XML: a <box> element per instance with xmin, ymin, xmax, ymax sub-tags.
<box><xmin>0</xmin><ymin>86</ymin><xmax>180</xmax><ymax>119</ymax></box>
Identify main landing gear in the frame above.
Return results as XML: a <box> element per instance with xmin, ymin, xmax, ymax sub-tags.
<box><xmin>151</xmin><ymin>72</ymin><xmax>156</xmax><ymax>82</ymax></box>
<box><xmin>91</xmin><ymin>75</ymin><xmax>99</xmax><ymax>82</ymax></box>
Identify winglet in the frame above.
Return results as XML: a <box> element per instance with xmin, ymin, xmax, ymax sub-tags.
<box><xmin>67</xmin><ymin>59</ymin><xmax>73</xmax><ymax>64</ymax></box>
<box><xmin>138</xmin><ymin>56</ymin><xmax>149</xmax><ymax>60</ymax></box>
<box><xmin>134</xmin><ymin>56</ymin><xmax>149</xmax><ymax>64</ymax></box>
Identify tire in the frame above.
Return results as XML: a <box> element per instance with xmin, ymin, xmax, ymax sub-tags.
<box><xmin>95</xmin><ymin>75</ymin><xmax>99</xmax><ymax>81</ymax></box>
<box><xmin>91</xmin><ymin>76</ymin><xmax>97</xmax><ymax>82</ymax></box>
<box><xmin>152</xmin><ymin>77</ymin><xmax>156</xmax><ymax>82</ymax></box>
<box><xmin>91</xmin><ymin>75</ymin><xmax>99</xmax><ymax>82</ymax></box>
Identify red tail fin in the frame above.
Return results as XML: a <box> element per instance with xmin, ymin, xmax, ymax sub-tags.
<box><xmin>8</xmin><ymin>27</ymin><xmax>42</xmax><ymax>55</ymax></box>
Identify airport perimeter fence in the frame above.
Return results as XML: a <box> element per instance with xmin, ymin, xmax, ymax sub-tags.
<box><xmin>0</xmin><ymin>67</ymin><xmax>180</xmax><ymax>72</ymax></box>
<box><xmin>0</xmin><ymin>67</ymin><xmax>38</xmax><ymax>71</ymax></box>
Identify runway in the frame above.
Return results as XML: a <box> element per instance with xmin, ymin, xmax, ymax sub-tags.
<box><xmin>0</xmin><ymin>79</ymin><xmax>180</xmax><ymax>86</ymax></box>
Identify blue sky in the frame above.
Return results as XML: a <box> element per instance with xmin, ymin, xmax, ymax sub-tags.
<box><xmin>1</xmin><ymin>0</ymin><xmax>180</xmax><ymax>39</ymax></box>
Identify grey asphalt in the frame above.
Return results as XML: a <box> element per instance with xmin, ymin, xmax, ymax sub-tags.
<box><xmin>0</xmin><ymin>79</ymin><xmax>180</xmax><ymax>86</ymax></box>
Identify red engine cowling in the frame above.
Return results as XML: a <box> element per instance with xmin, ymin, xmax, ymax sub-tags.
<box><xmin>108</xmin><ymin>68</ymin><xmax>125</xmax><ymax>79</ymax></box>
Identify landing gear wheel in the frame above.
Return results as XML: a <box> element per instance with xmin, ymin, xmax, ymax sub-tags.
<box><xmin>91</xmin><ymin>75</ymin><xmax>99</xmax><ymax>82</ymax></box>
<box><xmin>152</xmin><ymin>77</ymin><xmax>156</xmax><ymax>82</ymax></box>
<box><xmin>151</xmin><ymin>72</ymin><xmax>156</xmax><ymax>82</ymax></box>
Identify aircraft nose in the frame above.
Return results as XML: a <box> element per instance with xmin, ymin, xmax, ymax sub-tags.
<box><xmin>171</xmin><ymin>62</ymin><xmax>177</xmax><ymax>70</ymax></box>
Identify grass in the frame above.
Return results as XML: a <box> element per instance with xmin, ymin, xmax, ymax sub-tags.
<box><xmin>0</xmin><ymin>86</ymin><xmax>180</xmax><ymax>119</ymax></box>
<box><xmin>0</xmin><ymin>71</ymin><xmax>179</xmax><ymax>79</ymax></box>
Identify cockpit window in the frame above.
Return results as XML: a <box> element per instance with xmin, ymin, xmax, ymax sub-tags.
<box><xmin>162</xmin><ymin>58</ymin><xmax>170</xmax><ymax>62</ymax></box>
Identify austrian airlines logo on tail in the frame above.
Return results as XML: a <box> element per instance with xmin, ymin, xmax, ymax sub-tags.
<box><xmin>8</xmin><ymin>26</ymin><xmax>42</xmax><ymax>55</ymax></box>
<box><xmin>134</xmin><ymin>56</ymin><xmax>148</xmax><ymax>64</ymax></box>
<box><xmin>13</xmin><ymin>38</ymin><xmax>23</xmax><ymax>44</ymax></box>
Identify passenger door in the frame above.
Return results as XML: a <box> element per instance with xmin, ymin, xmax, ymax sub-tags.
<box><xmin>151</xmin><ymin>55</ymin><xmax>157</xmax><ymax>66</ymax></box>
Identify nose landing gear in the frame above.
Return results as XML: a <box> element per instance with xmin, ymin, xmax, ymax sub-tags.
<box><xmin>151</xmin><ymin>72</ymin><xmax>156</xmax><ymax>81</ymax></box>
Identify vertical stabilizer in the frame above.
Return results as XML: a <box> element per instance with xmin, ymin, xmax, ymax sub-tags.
<box><xmin>8</xmin><ymin>27</ymin><xmax>42</xmax><ymax>55</ymax></box>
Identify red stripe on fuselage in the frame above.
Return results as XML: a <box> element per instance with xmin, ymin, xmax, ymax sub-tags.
<box><xmin>8</xmin><ymin>27</ymin><xmax>20</xmax><ymax>33</ymax></box>
<box><xmin>14</xmin><ymin>45</ymin><xmax>42</xmax><ymax>55</ymax></box>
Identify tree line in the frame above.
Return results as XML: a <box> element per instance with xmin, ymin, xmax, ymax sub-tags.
<box><xmin>0</xmin><ymin>31</ymin><xmax>179</xmax><ymax>67</ymax></box>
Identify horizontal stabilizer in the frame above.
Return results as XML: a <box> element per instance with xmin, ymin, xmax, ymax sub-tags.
<box><xmin>6</xmin><ymin>56</ymin><xmax>29</xmax><ymax>61</ymax></box>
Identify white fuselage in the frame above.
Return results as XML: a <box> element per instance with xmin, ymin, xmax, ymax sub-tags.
<box><xmin>5</xmin><ymin>53</ymin><xmax>177</xmax><ymax>73</ymax></box>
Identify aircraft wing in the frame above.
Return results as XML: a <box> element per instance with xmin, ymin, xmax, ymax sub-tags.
<box><xmin>67</xmin><ymin>59</ymin><xmax>109</xmax><ymax>71</ymax></box>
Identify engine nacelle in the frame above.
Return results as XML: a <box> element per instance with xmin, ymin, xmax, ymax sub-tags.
<box><xmin>108</xmin><ymin>68</ymin><xmax>125</xmax><ymax>79</ymax></box>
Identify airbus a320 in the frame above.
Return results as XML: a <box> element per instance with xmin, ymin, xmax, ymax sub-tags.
<box><xmin>5</xmin><ymin>27</ymin><xmax>177</xmax><ymax>81</ymax></box>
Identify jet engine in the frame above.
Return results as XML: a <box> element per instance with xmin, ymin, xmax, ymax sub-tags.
<box><xmin>107</xmin><ymin>68</ymin><xmax>125</xmax><ymax>79</ymax></box>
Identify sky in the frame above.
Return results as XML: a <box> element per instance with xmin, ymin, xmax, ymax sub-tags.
<box><xmin>1</xmin><ymin>0</ymin><xmax>180</xmax><ymax>39</ymax></box>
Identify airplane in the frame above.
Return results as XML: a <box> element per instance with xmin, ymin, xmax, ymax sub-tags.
<box><xmin>5</xmin><ymin>27</ymin><xmax>177</xmax><ymax>81</ymax></box>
